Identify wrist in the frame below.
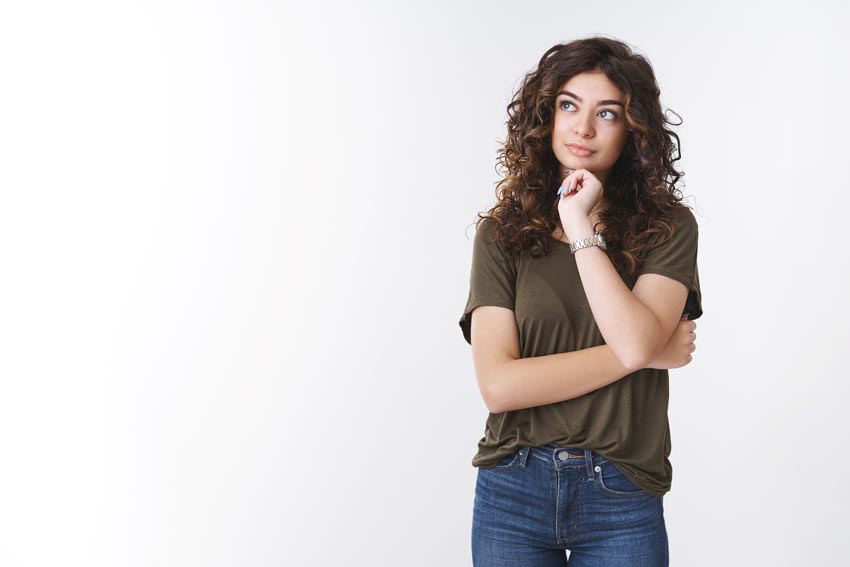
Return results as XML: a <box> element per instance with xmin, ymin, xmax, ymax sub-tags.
<box><xmin>565</xmin><ymin>215</ymin><xmax>594</xmax><ymax>242</ymax></box>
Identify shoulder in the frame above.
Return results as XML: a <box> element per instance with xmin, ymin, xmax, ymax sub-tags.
<box><xmin>660</xmin><ymin>204</ymin><xmax>694</xmax><ymax>223</ymax></box>
<box><xmin>471</xmin><ymin>218</ymin><xmax>523</xmax><ymax>266</ymax></box>
<box><xmin>474</xmin><ymin>218</ymin><xmax>507</xmax><ymax>250</ymax></box>
<box><xmin>475</xmin><ymin>217</ymin><xmax>501</xmax><ymax>240</ymax></box>
<box><xmin>672</xmin><ymin>205</ymin><xmax>697</xmax><ymax>227</ymax></box>
<box><xmin>663</xmin><ymin>205</ymin><xmax>699</xmax><ymax>239</ymax></box>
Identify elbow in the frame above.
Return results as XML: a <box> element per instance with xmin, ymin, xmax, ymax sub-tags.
<box><xmin>627</xmin><ymin>354</ymin><xmax>650</xmax><ymax>372</ymax></box>
<box><xmin>478</xmin><ymin>369</ymin><xmax>507</xmax><ymax>414</ymax></box>
<box><xmin>625</xmin><ymin>337</ymin><xmax>665</xmax><ymax>371</ymax></box>
<box><xmin>481</xmin><ymin>380</ymin><xmax>506</xmax><ymax>414</ymax></box>
<box><xmin>615</xmin><ymin>308</ymin><xmax>669</xmax><ymax>371</ymax></box>
<box><xmin>620</xmin><ymin>356</ymin><xmax>645</xmax><ymax>373</ymax></box>
<box><xmin>485</xmin><ymin>399</ymin><xmax>505</xmax><ymax>414</ymax></box>
<box><xmin>618</xmin><ymin>343</ymin><xmax>652</xmax><ymax>372</ymax></box>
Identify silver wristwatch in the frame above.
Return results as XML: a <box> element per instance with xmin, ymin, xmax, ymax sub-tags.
<box><xmin>569</xmin><ymin>233</ymin><xmax>607</xmax><ymax>254</ymax></box>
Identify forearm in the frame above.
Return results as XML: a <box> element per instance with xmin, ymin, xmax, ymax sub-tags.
<box><xmin>568</xmin><ymin>216</ymin><xmax>662</xmax><ymax>369</ymax></box>
<box><xmin>489</xmin><ymin>344</ymin><xmax>636</xmax><ymax>413</ymax></box>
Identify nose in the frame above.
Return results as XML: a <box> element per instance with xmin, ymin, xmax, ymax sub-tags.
<box><xmin>573</xmin><ymin>112</ymin><xmax>594</xmax><ymax>138</ymax></box>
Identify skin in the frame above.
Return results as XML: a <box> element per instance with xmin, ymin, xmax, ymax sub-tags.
<box><xmin>550</xmin><ymin>70</ymin><xmax>631</xmax><ymax>239</ymax></box>
<box><xmin>552</xmin><ymin>71</ymin><xmax>696</xmax><ymax>365</ymax></box>
<box><xmin>470</xmin><ymin>73</ymin><xmax>697</xmax><ymax>412</ymax></box>
<box><xmin>551</xmin><ymin>70</ymin><xmax>630</xmax><ymax>186</ymax></box>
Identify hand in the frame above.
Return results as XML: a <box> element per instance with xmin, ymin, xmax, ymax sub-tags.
<box><xmin>556</xmin><ymin>168</ymin><xmax>604</xmax><ymax>227</ymax></box>
<box><xmin>645</xmin><ymin>315</ymin><xmax>697</xmax><ymax>370</ymax></box>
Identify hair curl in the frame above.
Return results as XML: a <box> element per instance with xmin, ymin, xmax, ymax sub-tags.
<box><xmin>471</xmin><ymin>36</ymin><xmax>692</xmax><ymax>281</ymax></box>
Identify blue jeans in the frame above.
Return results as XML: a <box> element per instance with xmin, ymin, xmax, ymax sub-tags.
<box><xmin>472</xmin><ymin>444</ymin><xmax>668</xmax><ymax>566</ymax></box>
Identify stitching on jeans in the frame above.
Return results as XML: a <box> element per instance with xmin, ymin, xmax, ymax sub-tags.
<box><xmin>491</xmin><ymin>449</ymin><xmax>522</xmax><ymax>471</ymax></box>
<box><xmin>527</xmin><ymin>451</ymin><xmax>609</xmax><ymax>468</ymax></box>
<box><xmin>554</xmin><ymin>464</ymin><xmax>563</xmax><ymax>547</ymax></box>
<box><xmin>596</xmin><ymin>463</ymin><xmax>648</xmax><ymax>498</ymax></box>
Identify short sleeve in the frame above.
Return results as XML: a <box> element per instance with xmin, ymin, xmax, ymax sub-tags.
<box><xmin>458</xmin><ymin>220</ymin><xmax>518</xmax><ymax>345</ymax></box>
<box><xmin>635</xmin><ymin>207</ymin><xmax>703</xmax><ymax>321</ymax></box>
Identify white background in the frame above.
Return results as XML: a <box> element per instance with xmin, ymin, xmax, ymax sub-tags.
<box><xmin>1</xmin><ymin>0</ymin><xmax>848</xmax><ymax>565</ymax></box>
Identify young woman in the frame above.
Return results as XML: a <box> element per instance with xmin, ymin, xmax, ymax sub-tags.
<box><xmin>459</xmin><ymin>37</ymin><xmax>703</xmax><ymax>566</ymax></box>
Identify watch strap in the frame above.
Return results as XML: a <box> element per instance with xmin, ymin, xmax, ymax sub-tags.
<box><xmin>569</xmin><ymin>233</ymin><xmax>607</xmax><ymax>254</ymax></box>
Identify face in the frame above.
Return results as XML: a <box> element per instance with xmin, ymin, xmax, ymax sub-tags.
<box><xmin>550</xmin><ymin>71</ymin><xmax>631</xmax><ymax>187</ymax></box>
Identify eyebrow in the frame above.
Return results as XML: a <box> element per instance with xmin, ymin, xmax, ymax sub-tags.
<box><xmin>557</xmin><ymin>90</ymin><xmax>624</xmax><ymax>108</ymax></box>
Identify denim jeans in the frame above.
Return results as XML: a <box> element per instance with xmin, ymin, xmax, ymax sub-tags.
<box><xmin>472</xmin><ymin>444</ymin><xmax>668</xmax><ymax>566</ymax></box>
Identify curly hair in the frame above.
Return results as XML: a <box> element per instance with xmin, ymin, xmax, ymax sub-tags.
<box><xmin>471</xmin><ymin>36</ymin><xmax>692</xmax><ymax>281</ymax></box>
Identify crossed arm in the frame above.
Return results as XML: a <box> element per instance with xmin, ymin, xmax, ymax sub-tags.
<box><xmin>470</xmin><ymin>224</ymin><xmax>691</xmax><ymax>414</ymax></box>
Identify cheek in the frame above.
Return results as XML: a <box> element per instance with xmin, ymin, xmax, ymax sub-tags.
<box><xmin>605</xmin><ymin>131</ymin><xmax>629</xmax><ymax>154</ymax></box>
<box><xmin>552</xmin><ymin>114</ymin><xmax>570</xmax><ymax>134</ymax></box>
<box><xmin>551</xmin><ymin>129</ymin><xmax>564</xmax><ymax>150</ymax></box>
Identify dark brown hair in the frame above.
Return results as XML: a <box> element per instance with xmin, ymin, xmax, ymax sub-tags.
<box><xmin>471</xmin><ymin>35</ymin><xmax>692</xmax><ymax>280</ymax></box>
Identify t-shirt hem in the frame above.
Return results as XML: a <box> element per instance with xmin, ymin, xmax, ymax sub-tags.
<box><xmin>472</xmin><ymin>445</ymin><xmax>671</xmax><ymax>497</ymax></box>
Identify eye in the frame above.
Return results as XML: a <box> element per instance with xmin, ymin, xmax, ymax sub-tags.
<box><xmin>558</xmin><ymin>100</ymin><xmax>619</xmax><ymax>121</ymax></box>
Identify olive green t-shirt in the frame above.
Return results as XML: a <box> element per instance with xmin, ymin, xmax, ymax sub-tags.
<box><xmin>458</xmin><ymin>207</ymin><xmax>702</xmax><ymax>496</ymax></box>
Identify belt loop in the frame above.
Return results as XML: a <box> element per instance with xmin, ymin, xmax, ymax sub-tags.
<box><xmin>518</xmin><ymin>446</ymin><xmax>531</xmax><ymax>467</ymax></box>
<box><xmin>584</xmin><ymin>449</ymin><xmax>595</xmax><ymax>479</ymax></box>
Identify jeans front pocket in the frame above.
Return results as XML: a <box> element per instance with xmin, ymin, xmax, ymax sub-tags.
<box><xmin>490</xmin><ymin>448</ymin><xmax>522</xmax><ymax>473</ymax></box>
<box><xmin>595</xmin><ymin>460</ymin><xmax>650</xmax><ymax>498</ymax></box>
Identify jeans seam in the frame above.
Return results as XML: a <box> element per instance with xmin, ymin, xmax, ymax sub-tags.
<box><xmin>596</xmin><ymin>463</ymin><xmax>650</xmax><ymax>498</ymax></box>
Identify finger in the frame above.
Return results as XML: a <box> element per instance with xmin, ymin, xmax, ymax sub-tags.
<box><xmin>564</xmin><ymin>171</ymin><xmax>578</xmax><ymax>194</ymax></box>
<box><xmin>558</xmin><ymin>180</ymin><xmax>575</xmax><ymax>197</ymax></box>
<box><xmin>572</xmin><ymin>168</ymin><xmax>594</xmax><ymax>183</ymax></box>
<box><xmin>570</xmin><ymin>170</ymin><xmax>585</xmax><ymax>191</ymax></box>
<box><xmin>563</xmin><ymin>169</ymin><xmax>585</xmax><ymax>193</ymax></box>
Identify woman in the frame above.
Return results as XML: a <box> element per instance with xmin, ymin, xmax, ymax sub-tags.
<box><xmin>458</xmin><ymin>37</ymin><xmax>702</xmax><ymax>566</ymax></box>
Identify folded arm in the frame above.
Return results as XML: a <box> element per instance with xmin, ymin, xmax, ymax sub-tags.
<box><xmin>568</xmin><ymin>216</ymin><xmax>689</xmax><ymax>369</ymax></box>
<box><xmin>470</xmin><ymin>305</ymin><xmax>636</xmax><ymax>413</ymax></box>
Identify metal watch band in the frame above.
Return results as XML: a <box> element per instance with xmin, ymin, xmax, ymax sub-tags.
<box><xmin>569</xmin><ymin>233</ymin><xmax>607</xmax><ymax>254</ymax></box>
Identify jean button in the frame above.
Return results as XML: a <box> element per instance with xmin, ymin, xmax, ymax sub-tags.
<box><xmin>558</xmin><ymin>451</ymin><xmax>569</xmax><ymax>461</ymax></box>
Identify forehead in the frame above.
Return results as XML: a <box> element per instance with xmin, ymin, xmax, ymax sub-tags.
<box><xmin>558</xmin><ymin>71</ymin><xmax>623</xmax><ymax>99</ymax></box>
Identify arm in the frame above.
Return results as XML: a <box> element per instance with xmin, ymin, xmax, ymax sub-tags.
<box><xmin>568</xmin><ymin>216</ymin><xmax>689</xmax><ymax>369</ymax></box>
<box><xmin>470</xmin><ymin>305</ymin><xmax>636</xmax><ymax>414</ymax></box>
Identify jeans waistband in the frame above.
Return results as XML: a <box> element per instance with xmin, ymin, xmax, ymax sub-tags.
<box><xmin>517</xmin><ymin>443</ymin><xmax>609</xmax><ymax>479</ymax></box>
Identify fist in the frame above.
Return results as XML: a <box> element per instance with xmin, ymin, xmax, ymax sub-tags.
<box><xmin>645</xmin><ymin>316</ymin><xmax>697</xmax><ymax>370</ymax></box>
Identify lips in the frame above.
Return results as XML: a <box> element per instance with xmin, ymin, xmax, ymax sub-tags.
<box><xmin>567</xmin><ymin>144</ymin><xmax>594</xmax><ymax>157</ymax></box>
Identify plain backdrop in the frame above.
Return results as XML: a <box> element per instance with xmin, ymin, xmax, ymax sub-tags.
<box><xmin>1</xmin><ymin>0</ymin><xmax>849</xmax><ymax>565</ymax></box>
